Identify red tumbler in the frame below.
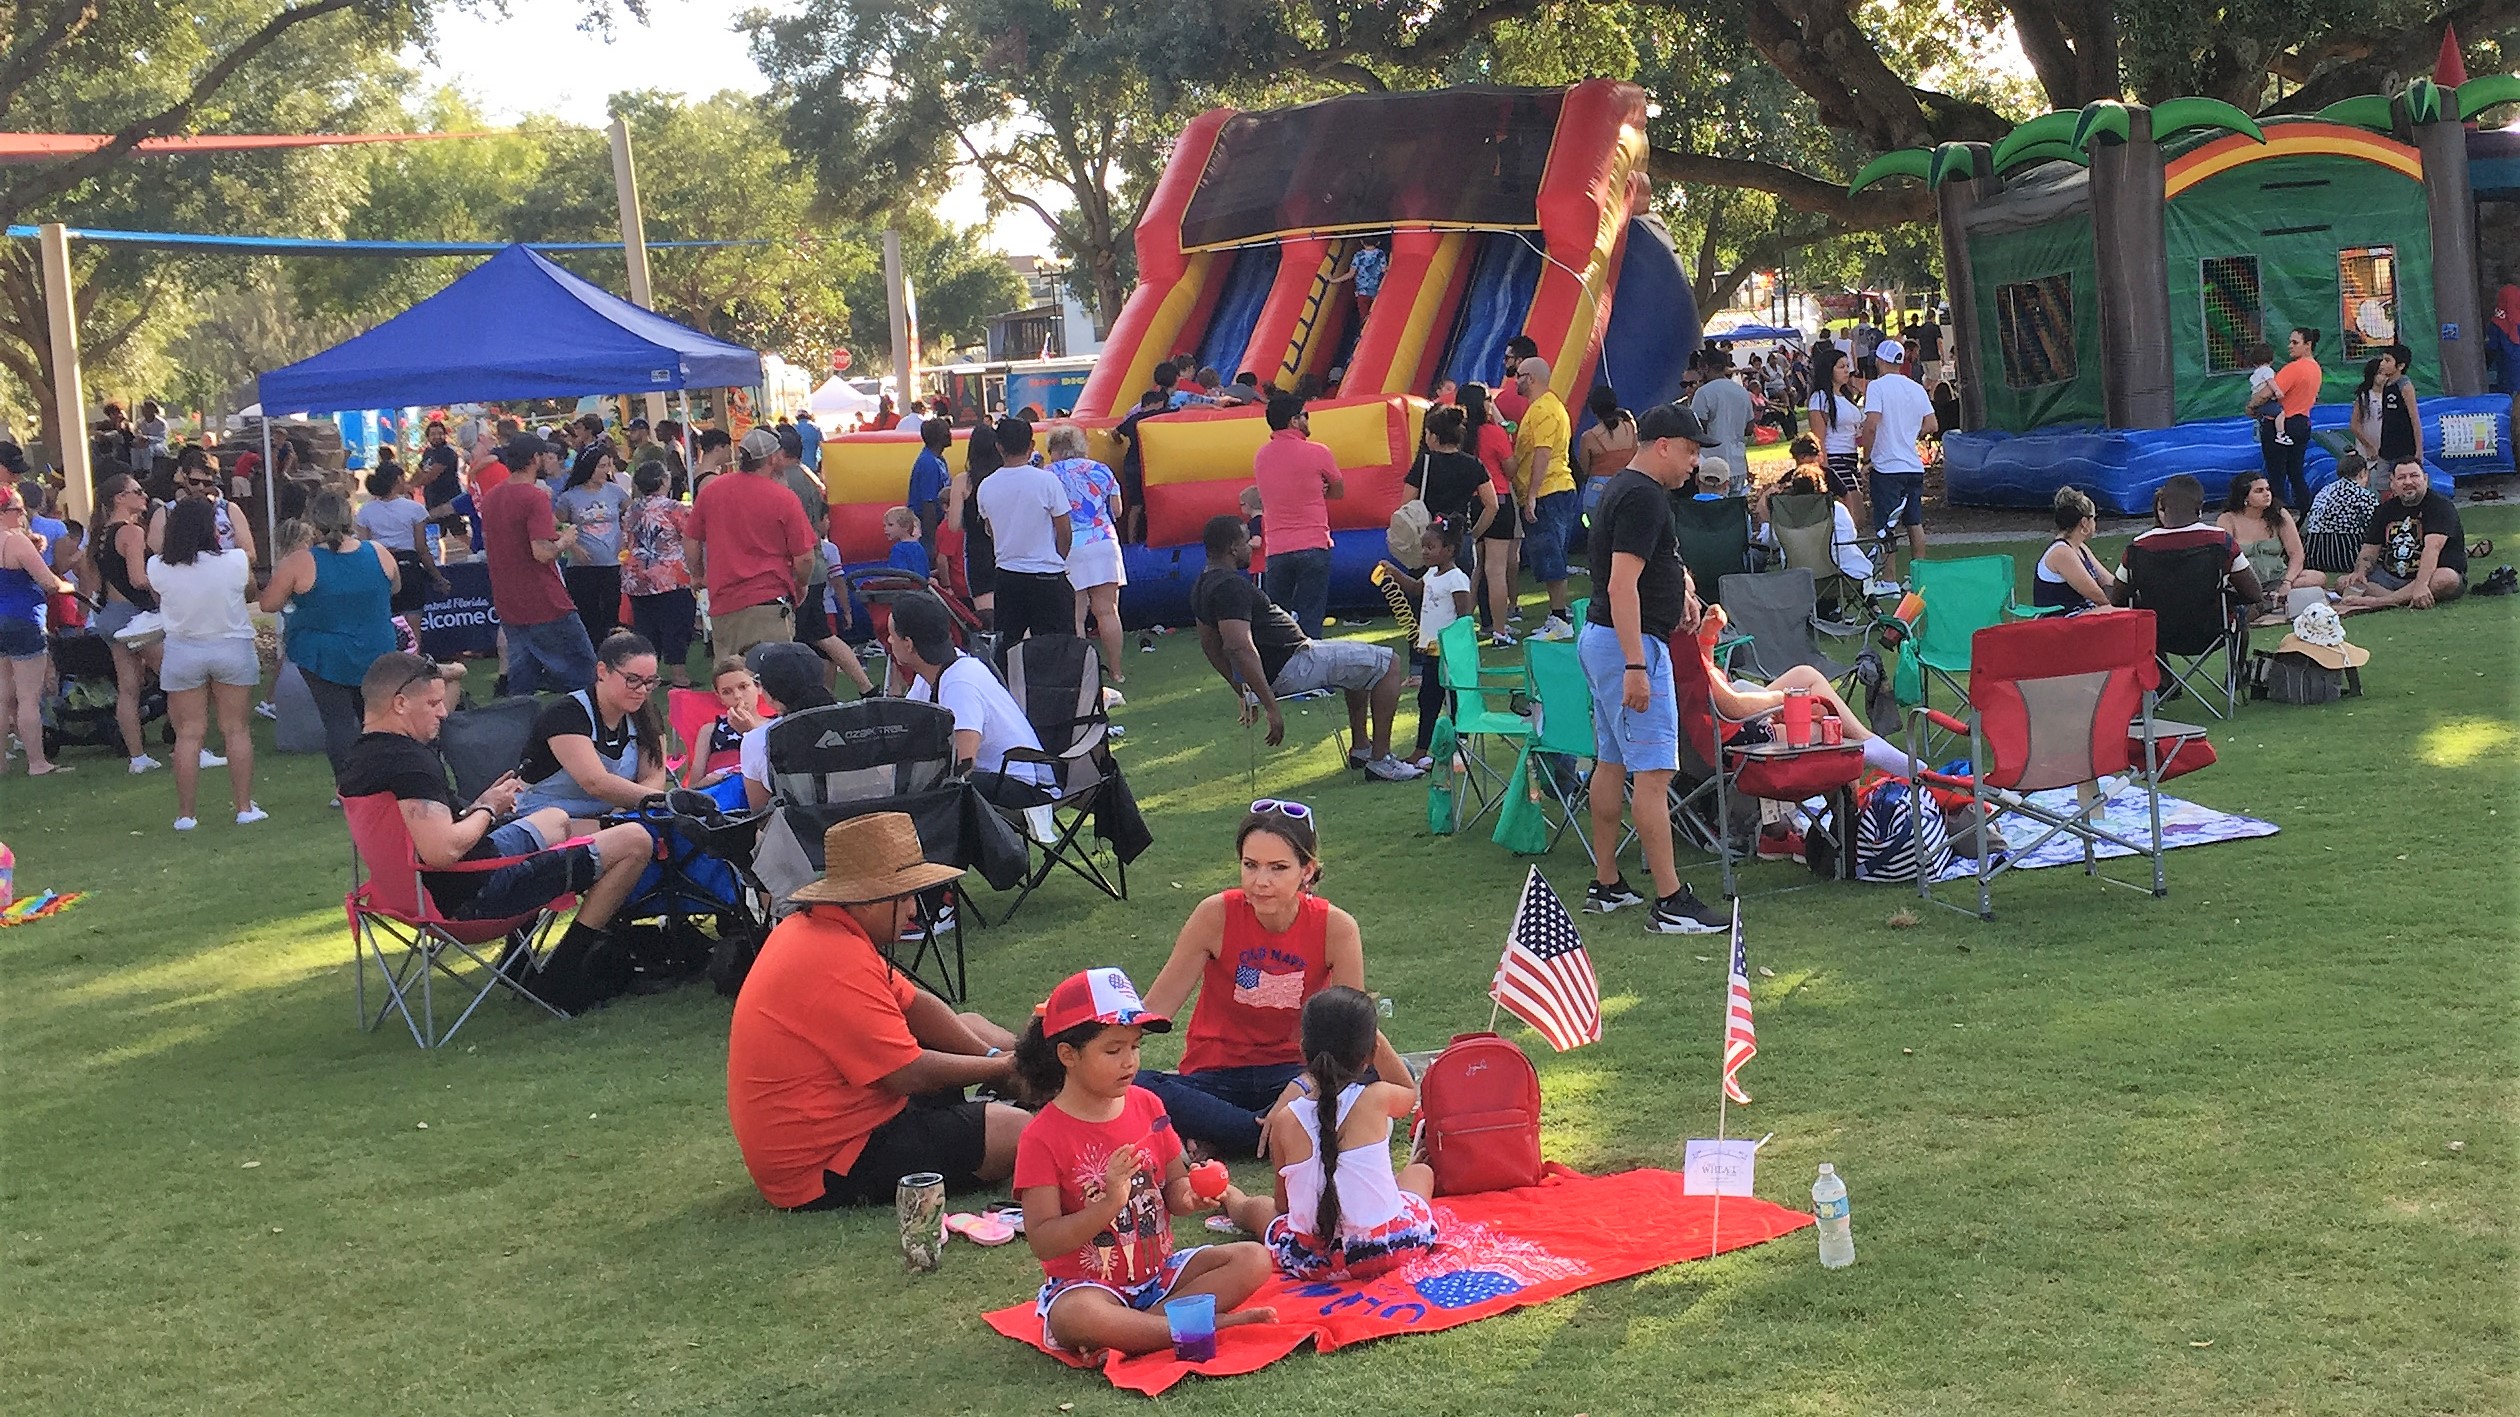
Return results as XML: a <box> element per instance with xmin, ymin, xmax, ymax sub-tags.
<box><xmin>1781</xmin><ymin>688</ymin><xmax>1815</xmax><ymax>746</ymax></box>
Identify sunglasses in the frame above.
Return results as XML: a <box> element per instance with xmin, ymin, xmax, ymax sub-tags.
<box><xmin>1249</xmin><ymin>798</ymin><xmax>1313</xmax><ymax>821</ymax></box>
<box><xmin>395</xmin><ymin>656</ymin><xmax>442</xmax><ymax>697</ymax></box>
<box><xmin>181</xmin><ymin>478</ymin><xmax>218</xmax><ymax>491</ymax></box>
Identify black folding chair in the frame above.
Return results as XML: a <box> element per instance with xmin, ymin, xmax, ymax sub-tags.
<box><xmin>2122</xmin><ymin>540</ymin><xmax>2247</xmax><ymax>720</ymax></box>
<box><xmin>748</xmin><ymin>699</ymin><xmax>1025</xmax><ymax>1001</ymax></box>
<box><xmin>437</xmin><ymin>695</ymin><xmax>541</xmax><ymax>803</ymax></box>
<box><xmin>992</xmin><ymin>634</ymin><xmax>1134</xmax><ymax>921</ymax></box>
<box><xmin>1672</xmin><ymin>494</ymin><xmax>1755</xmax><ymax>605</ymax></box>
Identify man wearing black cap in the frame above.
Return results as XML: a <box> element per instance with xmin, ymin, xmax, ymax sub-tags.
<box><xmin>480</xmin><ymin>433</ymin><xmax>596</xmax><ymax>694</ymax></box>
<box><xmin>1580</xmin><ymin>402</ymin><xmax>1728</xmax><ymax>934</ymax></box>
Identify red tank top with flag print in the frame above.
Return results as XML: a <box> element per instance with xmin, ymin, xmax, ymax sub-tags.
<box><xmin>1178</xmin><ymin>890</ymin><xmax>1331</xmax><ymax>1074</ymax></box>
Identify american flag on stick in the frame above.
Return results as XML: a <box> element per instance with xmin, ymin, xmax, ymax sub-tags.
<box><xmin>1490</xmin><ymin>867</ymin><xmax>1601</xmax><ymax>1052</ymax></box>
<box><xmin>1722</xmin><ymin>902</ymin><xmax>1757</xmax><ymax>1104</ymax></box>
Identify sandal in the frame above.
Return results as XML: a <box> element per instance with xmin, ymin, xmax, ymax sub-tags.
<box><xmin>944</xmin><ymin>1211</ymin><xmax>1018</xmax><ymax>1246</ymax></box>
<box><xmin>2469</xmin><ymin>538</ymin><xmax>2493</xmax><ymax>561</ymax></box>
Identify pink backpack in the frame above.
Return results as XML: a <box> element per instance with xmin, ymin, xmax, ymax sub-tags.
<box><xmin>1414</xmin><ymin>1031</ymin><xmax>1544</xmax><ymax>1196</ymax></box>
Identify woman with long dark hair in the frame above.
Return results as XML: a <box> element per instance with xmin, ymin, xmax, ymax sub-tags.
<box><xmin>1460</xmin><ymin>382</ymin><xmax>1522</xmax><ymax>643</ymax></box>
<box><xmin>0</xmin><ymin>483</ymin><xmax>75</xmax><ymax>776</ymax></box>
<box><xmin>260</xmin><ymin>489</ymin><xmax>398</xmax><ymax>786</ymax></box>
<box><xmin>1805</xmin><ymin>345</ymin><xmax>1868</xmax><ymax>525</ymax></box>
<box><xmin>147</xmin><ymin>497</ymin><xmax>263</xmax><ymax>827</ymax></box>
<box><xmin>86</xmin><ymin>473</ymin><xmax>164</xmax><ymax>771</ymax></box>
<box><xmin>554</xmin><ymin>444</ymin><xmax>628</xmax><ymax>644</ymax></box>
<box><xmin>946</xmin><ymin>417</ymin><xmax>1001</xmax><ymax>623</ymax></box>
<box><xmin>513</xmin><ymin>629</ymin><xmax>670</xmax><ymax>829</ymax></box>
<box><xmin>2217</xmin><ymin>472</ymin><xmax>2315</xmax><ymax>608</ymax></box>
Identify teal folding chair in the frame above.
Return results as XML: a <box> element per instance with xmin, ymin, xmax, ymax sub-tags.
<box><xmin>1907</xmin><ymin>554</ymin><xmax>2057</xmax><ymax>753</ymax></box>
<box><xmin>1673</xmin><ymin>495</ymin><xmax>1754</xmax><ymax>606</ymax></box>
<box><xmin>1436</xmin><ymin>616</ymin><xmax>1531</xmax><ymax>831</ymax></box>
<box><xmin>1520</xmin><ymin>636</ymin><xmax>1618</xmax><ymax>863</ymax></box>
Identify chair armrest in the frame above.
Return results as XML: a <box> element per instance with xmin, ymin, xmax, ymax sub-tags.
<box><xmin>1906</xmin><ymin>706</ymin><xmax>1971</xmax><ymax>735</ymax></box>
<box><xmin>1810</xmin><ymin>615</ymin><xmax>1868</xmax><ymax>641</ymax></box>
<box><xmin>2006</xmin><ymin>601</ymin><xmax>2064</xmax><ymax>619</ymax></box>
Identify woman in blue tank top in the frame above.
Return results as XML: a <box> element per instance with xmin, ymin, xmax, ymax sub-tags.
<box><xmin>260</xmin><ymin>491</ymin><xmax>397</xmax><ymax>781</ymax></box>
<box><xmin>1</xmin><ymin>482</ymin><xmax>76</xmax><ymax>775</ymax></box>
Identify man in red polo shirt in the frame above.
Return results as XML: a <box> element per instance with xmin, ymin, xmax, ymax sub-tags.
<box><xmin>687</xmin><ymin>427</ymin><xmax>816</xmax><ymax>659</ymax></box>
<box><xmin>1250</xmin><ymin>391</ymin><xmax>1343</xmax><ymax>638</ymax></box>
<box><xmin>479</xmin><ymin>433</ymin><xmax>594</xmax><ymax>694</ymax></box>
<box><xmin>726</xmin><ymin>813</ymin><xmax>1028</xmax><ymax>1209</ymax></box>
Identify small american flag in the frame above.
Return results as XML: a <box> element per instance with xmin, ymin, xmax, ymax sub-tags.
<box><xmin>1490</xmin><ymin>868</ymin><xmax>1601</xmax><ymax>1052</ymax></box>
<box><xmin>1722</xmin><ymin>903</ymin><xmax>1756</xmax><ymax>1104</ymax></box>
<box><xmin>1232</xmin><ymin>966</ymin><xmax>1306</xmax><ymax>1009</ymax></box>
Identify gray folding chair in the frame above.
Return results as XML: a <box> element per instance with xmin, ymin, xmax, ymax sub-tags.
<box><xmin>1716</xmin><ymin>568</ymin><xmax>1866</xmax><ymax>691</ymax></box>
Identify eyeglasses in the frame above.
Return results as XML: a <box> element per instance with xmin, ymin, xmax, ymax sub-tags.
<box><xmin>1249</xmin><ymin>798</ymin><xmax>1313</xmax><ymax>821</ymax></box>
<box><xmin>395</xmin><ymin>656</ymin><xmax>442</xmax><ymax>697</ymax></box>
<box><xmin>614</xmin><ymin>670</ymin><xmax>662</xmax><ymax>692</ymax></box>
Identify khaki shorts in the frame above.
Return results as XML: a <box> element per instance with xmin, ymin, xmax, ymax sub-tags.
<box><xmin>713</xmin><ymin>601</ymin><xmax>794</xmax><ymax>659</ymax></box>
<box><xmin>1271</xmin><ymin>638</ymin><xmax>1394</xmax><ymax>696</ymax></box>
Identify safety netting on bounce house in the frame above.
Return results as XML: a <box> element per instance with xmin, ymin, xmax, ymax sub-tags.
<box><xmin>813</xmin><ymin>80</ymin><xmax>1701</xmax><ymax>623</ymax></box>
<box><xmin>1927</xmin><ymin>108</ymin><xmax>2515</xmax><ymax>515</ymax></box>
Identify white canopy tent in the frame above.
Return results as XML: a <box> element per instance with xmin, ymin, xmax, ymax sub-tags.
<box><xmin>808</xmin><ymin>375</ymin><xmax>880</xmax><ymax>421</ymax></box>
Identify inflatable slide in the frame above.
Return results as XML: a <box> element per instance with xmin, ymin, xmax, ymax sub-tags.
<box><xmin>821</xmin><ymin>81</ymin><xmax>1699</xmax><ymax>623</ymax></box>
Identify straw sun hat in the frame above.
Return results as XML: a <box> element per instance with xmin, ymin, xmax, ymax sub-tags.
<box><xmin>788</xmin><ymin>812</ymin><xmax>962</xmax><ymax>905</ymax></box>
<box><xmin>2275</xmin><ymin>603</ymin><xmax>2370</xmax><ymax>671</ymax></box>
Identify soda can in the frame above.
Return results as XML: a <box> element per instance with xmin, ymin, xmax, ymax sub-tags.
<box><xmin>1820</xmin><ymin>715</ymin><xmax>1843</xmax><ymax>745</ymax></box>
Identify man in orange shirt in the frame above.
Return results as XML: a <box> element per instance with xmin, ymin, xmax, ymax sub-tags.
<box><xmin>2249</xmin><ymin>325</ymin><xmax>2323</xmax><ymax>512</ymax></box>
<box><xmin>726</xmin><ymin>813</ymin><xmax>1029</xmax><ymax>1209</ymax></box>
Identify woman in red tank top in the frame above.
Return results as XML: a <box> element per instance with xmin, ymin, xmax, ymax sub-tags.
<box><xmin>1135</xmin><ymin>803</ymin><xmax>1365</xmax><ymax>1156</ymax></box>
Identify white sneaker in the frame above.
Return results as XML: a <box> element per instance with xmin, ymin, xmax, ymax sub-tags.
<box><xmin>1489</xmin><ymin>627</ymin><xmax>1518</xmax><ymax>648</ymax></box>
<box><xmin>1533</xmin><ymin>615</ymin><xmax>1574</xmax><ymax>642</ymax></box>
<box><xmin>1365</xmin><ymin>754</ymin><xmax>1426</xmax><ymax>782</ymax></box>
<box><xmin>1101</xmin><ymin>685</ymin><xmax>1127</xmax><ymax>708</ymax></box>
<box><xmin>130</xmin><ymin>754</ymin><xmax>164</xmax><ymax>774</ymax></box>
<box><xmin>173</xmin><ymin>816</ymin><xmax>198</xmax><ymax>832</ymax></box>
<box><xmin>198</xmin><ymin>749</ymin><xmax>227</xmax><ymax>769</ymax></box>
<box><xmin>235</xmin><ymin>805</ymin><xmax>268</xmax><ymax>826</ymax></box>
<box><xmin>253</xmin><ymin>701</ymin><xmax>277</xmax><ymax>721</ymax></box>
<box><xmin>1863</xmin><ymin>576</ymin><xmax>1903</xmax><ymax>599</ymax></box>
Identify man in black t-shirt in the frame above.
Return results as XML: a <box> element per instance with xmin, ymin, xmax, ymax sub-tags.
<box><xmin>418</xmin><ymin>419</ymin><xmax>465</xmax><ymax>528</ymax></box>
<box><xmin>1579</xmin><ymin>402</ymin><xmax>1726</xmax><ymax>935</ymax></box>
<box><xmin>2341</xmin><ymin>458</ymin><xmax>2467</xmax><ymax>610</ymax></box>
<box><xmin>1190</xmin><ymin>515</ymin><xmax>1422</xmax><ymax>781</ymax></box>
<box><xmin>336</xmin><ymin>653</ymin><xmax>655</xmax><ymax>1011</ymax></box>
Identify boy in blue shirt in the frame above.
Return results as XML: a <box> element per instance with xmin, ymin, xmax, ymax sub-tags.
<box><xmin>883</xmin><ymin>505</ymin><xmax>932</xmax><ymax>578</ymax></box>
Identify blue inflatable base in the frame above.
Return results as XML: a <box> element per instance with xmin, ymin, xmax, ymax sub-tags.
<box><xmin>1115</xmin><ymin>530</ymin><xmax>1397</xmax><ymax>629</ymax></box>
<box><xmin>1944</xmin><ymin>397</ymin><xmax>2513</xmax><ymax>517</ymax></box>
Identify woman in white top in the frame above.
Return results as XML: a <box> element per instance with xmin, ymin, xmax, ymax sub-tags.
<box><xmin>1220</xmin><ymin>986</ymin><xmax>1439</xmax><ymax>1281</ymax></box>
<box><xmin>1803</xmin><ymin>345</ymin><xmax>1869</xmax><ymax>526</ymax></box>
<box><xmin>147</xmin><ymin>497</ymin><xmax>264</xmax><ymax>829</ymax></box>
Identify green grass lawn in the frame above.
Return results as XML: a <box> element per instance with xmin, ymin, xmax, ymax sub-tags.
<box><xmin>4</xmin><ymin>512</ymin><xmax>2514</xmax><ymax>1415</ymax></box>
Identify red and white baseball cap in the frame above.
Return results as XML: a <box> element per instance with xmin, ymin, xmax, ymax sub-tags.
<box><xmin>1037</xmin><ymin>968</ymin><xmax>1172</xmax><ymax>1035</ymax></box>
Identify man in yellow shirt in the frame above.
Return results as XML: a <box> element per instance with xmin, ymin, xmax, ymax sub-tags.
<box><xmin>1512</xmin><ymin>357</ymin><xmax>1579</xmax><ymax>638</ymax></box>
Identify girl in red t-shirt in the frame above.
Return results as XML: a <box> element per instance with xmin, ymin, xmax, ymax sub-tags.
<box><xmin>1136</xmin><ymin>803</ymin><xmax>1366</xmax><ymax>1157</ymax></box>
<box><xmin>1012</xmin><ymin>968</ymin><xmax>1275</xmax><ymax>1356</ymax></box>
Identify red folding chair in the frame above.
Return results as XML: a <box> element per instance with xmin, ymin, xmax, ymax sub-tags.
<box><xmin>1668</xmin><ymin>620</ymin><xmax>1865</xmax><ymax>897</ymax></box>
<box><xmin>666</xmin><ymin>687</ymin><xmax>750</xmax><ymax>785</ymax></box>
<box><xmin>1904</xmin><ymin>610</ymin><xmax>2212</xmax><ymax>920</ymax></box>
<box><xmin>342</xmin><ymin>793</ymin><xmax>575</xmax><ymax>1048</ymax></box>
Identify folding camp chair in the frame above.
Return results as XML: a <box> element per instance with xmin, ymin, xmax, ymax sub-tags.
<box><xmin>2121</xmin><ymin>539</ymin><xmax>2248</xmax><ymax>720</ymax></box>
<box><xmin>341</xmin><ymin>793</ymin><xmax>573</xmax><ymax>1048</ymax></box>
<box><xmin>1905</xmin><ymin>555</ymin><xmax>2055</xmax><ymax>753</ymax></box>
<box><xmin>1766</xmin><ymin>491</ymin><xmax>1873</xmax><ymax>625</ymax></box>
<box><xmin>1716</xmin><ymin>568</ymin><xmax>1866</xmax><ymax>691</ymax></box>
<box><xmin>664</xmin><ymin>687</ymin><xmax>745</xmax><ymax>784</ymax></box>
<box><xmin>1435</xmin><ymin>616</ymin><xmax>1531</xmax><ymax>831</ymax></box>
<box><xmin>846</xmin><ymin>571</ymin><xmax>991</xmax><ymax>687</ymax></box>
<box><xmin>437</xmin><ymin>695</ymin><xmax>541</xmax><ymax>804</ymax></box>
<box><xmin>1904</xmin><ymin>609</ymin><xmax>2213</xmax><ymax>920</ymax></box>
<box><xmin>1667</xmin><ymin>623</ymin><xmax>1865</xmax><ymax>897</ymax></box>
<box><xmin>994</xmin><ymin>634</ymin><xmax>1132</xmax><ymax>922</ymax></box>
<box><xmin>1520</xmin><ymin>635</ymin><xmax>1632</xmax><ymax>866</ymax></box>
<box><xmin>1672</xmin><ymin>495</ymin><xmax>1755</xmax><ymax>605</ymax></box>
<box><xmin>749</xmin><ymin>698</ymin><xmax>1025</xmax><ymax>1001</ymax></box>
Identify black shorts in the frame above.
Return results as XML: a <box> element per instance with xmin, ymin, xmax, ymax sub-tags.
<box><xmin>796</xmin><ymin>1090</ymin><xmax>990</xmax><ymax>1209</ymax></box>
<box><xmin>1480</xmin><ymin>497</ymin><xmax>1522</xmax><ymax>541</ymax></box>
<box><xmin>1823</xmin><ymin>452</ymin><xmax>1860</xmax><ymax>498</ymax></box>
<box><xmin>794</xmin><ymin>589</ymin><xmax>833</xmax><ymax>643</ymax></box>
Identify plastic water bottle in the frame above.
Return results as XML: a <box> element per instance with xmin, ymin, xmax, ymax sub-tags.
<box><xmin>1812</xmin><ymin>1163</ymin><xmax>1854</xmax><ymax>1269</ymax></box>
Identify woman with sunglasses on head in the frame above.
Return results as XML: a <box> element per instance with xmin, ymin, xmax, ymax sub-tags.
<box><xmin>1134</xmin><ymin>801</ymin><xmax>1365</xmax><ymax>1159</ymax></box>
<box><xmin>261</xmin><ymin>490</ymin><xmax>398</xmax><ymax>788</ymax></box>
<box><xmin>87</xmin><ymin>473</ymin><xmax>166</xmax><ymax>772</ymax></box>
<box><xmin>147</xmin><ymin>497</ymin><xmax>264</xmax><ymax>828</ymax></box>
<box><xmin>512</xmin><ymin>630</ymin><xmax>670</xmax><ymax>831</ymax></box>
<box><xmin>149</xmin><ymin>448</ymin><xmax>256</xmax><ymax>565</ymax></box>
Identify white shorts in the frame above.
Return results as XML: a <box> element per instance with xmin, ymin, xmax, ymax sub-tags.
<box><xmin>1065</xmin><ymin>535</ymin><xmax>1127</xmax><ymax>591</ymax></box>
<box><xmin>161</xmin><ymin>636</ymin><xmax>261</xmax><ymax>691</ymax></box>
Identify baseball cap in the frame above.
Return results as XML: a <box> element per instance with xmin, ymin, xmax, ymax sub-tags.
<box><xmin>737</xmin><ymin>427</ymin><xmax>781</xmax><ymax>465</ymax></box>
<box><xmin>1874</xmin><ymin>337</ymin><xmax>1907</xmax><ymax>364</ymax></box>
<box><xmin>1037</xmin><ymin>967</ymin><xmax>1171</xmax><ymax>1036</ymax></box>
<box><xmin>1635</xmin><ymin>402</ymin><xmax>1706</xmax><ymax>444</ymax></box>
<box><xmin>626</xmin><ymin>417</ymin><xmax>649</xmax><ymax>430</ymax></box>
<box><xmin>1694</xmin><ymin>456</ymin><xmax>1732</xmax><ymax>489</ymax></box>
<box><xmin>502</xmin><ymin>433</ymin><xmax>558</xmax><ymax>468</ymax></box>
<box><xmin>775</xmin><ymin>426</ymin><xmax>805</xmax><ymax>457</ymax></box>
<box><xmin>744</xmin><ymin>640</ymin><xmax>832</xmax><ymax>712</ymax></box>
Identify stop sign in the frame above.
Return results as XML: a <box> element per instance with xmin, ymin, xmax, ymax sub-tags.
<box><xmin>830</xmin><ymin>347</ymin><xmax>853</xmax><ymax>372</ymax></box>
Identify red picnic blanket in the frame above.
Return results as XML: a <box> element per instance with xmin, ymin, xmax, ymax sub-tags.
<box><xmin>984</xmin><ymin>1164</ymin><xmax>1813</xmax><ymax>1395</ymax></box>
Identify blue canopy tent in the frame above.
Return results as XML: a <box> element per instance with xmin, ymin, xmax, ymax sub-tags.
<box><xmin>1714</xmin><ymin>323</ymin><xmax>1805</xmax><ymax>343</ymax></box>
<box><xmin>250</xmin><ymin>243</ymin><xmax>762</xmax><ymax>547</ymax></box>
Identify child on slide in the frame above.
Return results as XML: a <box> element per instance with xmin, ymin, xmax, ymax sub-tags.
<box><xmin>1219</xmin><ymin>986</ymin><xmax>1442</xmax><ymax>1281</ymax></box>
<box><xmin>1013</xmin><ymin>968</ymin><xmax>1277</xmax><ymax>1357</ymax></box>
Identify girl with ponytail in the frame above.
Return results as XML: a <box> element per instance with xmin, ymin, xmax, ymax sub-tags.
<box><xmin>1221</xmin><ymin>986</ymin><xmax>1441</xmax><ymax>1281</ymax></box>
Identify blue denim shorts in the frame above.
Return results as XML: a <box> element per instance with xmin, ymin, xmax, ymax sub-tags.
<box><xmin>1522</xmin><ymin>490</ymin><xmax>1581</xmax><ymax>583</ymax></box>
<box><xmin>1577</xmin><ymin>621</ymin><xmax>1676</xmax><ymax>773</ymax></box>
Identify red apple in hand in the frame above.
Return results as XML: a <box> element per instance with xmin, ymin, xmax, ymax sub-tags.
<box><xmin>1188</xmin><ymin>1159</ymin><xmax>1230</xmax><ymax>1202</ymax></box>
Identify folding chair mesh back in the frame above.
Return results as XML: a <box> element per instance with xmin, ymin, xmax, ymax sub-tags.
<box><xmin>1767</xmin><ymin>492</ymin><xmax>1861</xmax><ymax>610</ymax></box>
<box><xmin>1436</xmin><ymin>616</ymin><xmax>1530</xmax><ymax>830</ymax></box>
<box><xmin>2123</xmin><ymin>538</ymin><xmax>2245</xmax><ymax>719</ymax></box>
<box><xmin>997</xmin><ymin>635</ymin><xmax>1128</xmax><ymax>919</ymax></box>
<box><xmin>1716</xmin><ymin>568</ymin><xmax>1852</xmax><ymax>683</ymax></box>
<box><xmin>438</xmin><ymin>696</ymin><xmax>541</xmax><ymax>804</ymax></box>
<box><xmin>341</xmin><ymin>792</ymin><xmax>569</xmax><ymax>1048</ymax></box>
<box><xmin>1910</xmin><ymin>556</ymin><xmax>2022</xmax><ymax>679</ymax></box>
<box><xmin>666</xmin><ymin>687</ymin><xmax>746</xmax><ymax>781</ymax></box>
<box><xmin>1520</xmin><ymin>637</ymin><xmax>1606</xmax><ymax>861</ymax></box>
<box><xmin>1672</xmin><ymin>495</ymin><xmax>1753</xmax><ymax>605</ymax></box>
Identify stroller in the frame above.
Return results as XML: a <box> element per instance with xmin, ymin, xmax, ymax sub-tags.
<box><xmin>603</xmin><ymin>780</ymin><xmax>779</xmax><ymax>998</ymax></box>
<box><xmin>43</xmin><ymin>628</ymin><xmax>165</xmax><ymax>758</ymax></box>
<box><xmin>844</xmin><ymin>569</ymin><xmax>991</xmax><ymax>679</ymax></box>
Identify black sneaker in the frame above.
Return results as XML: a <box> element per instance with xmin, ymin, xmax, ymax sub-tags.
<box><xmin>1585</xmin><ymin>879</ymin><xmax>1646</xmax><ymax>914</ymax></box>
<box><xmin>1647</xmin><ymin>885</ymin><xmax>1729</xmax><ymax>935</ymax></box>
